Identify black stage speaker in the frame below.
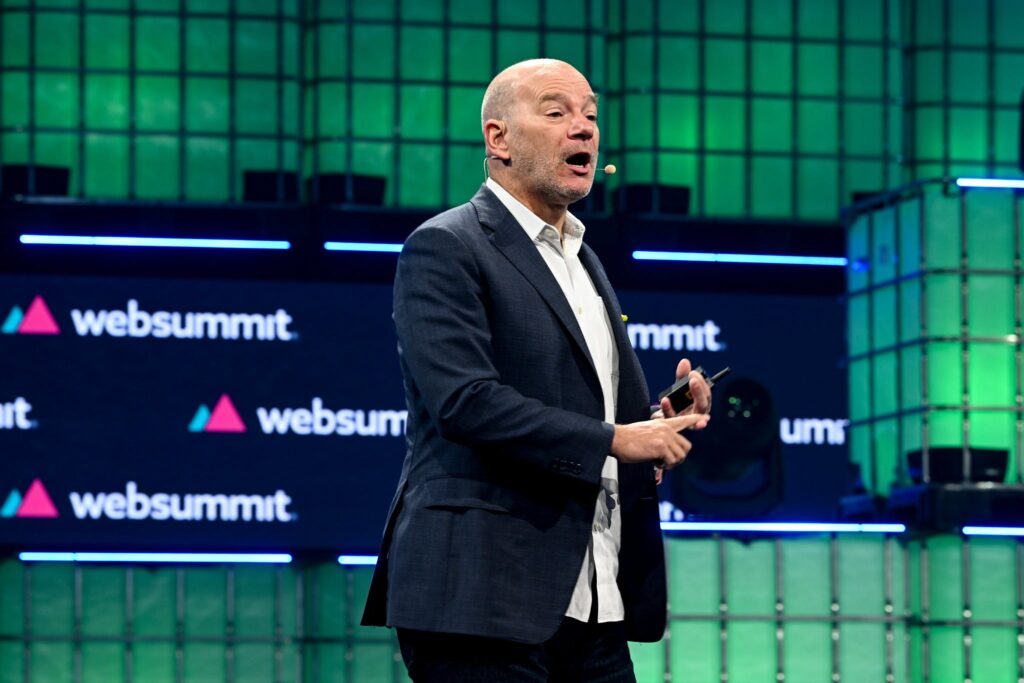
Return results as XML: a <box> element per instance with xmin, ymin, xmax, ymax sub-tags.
<box><xmin>907</xmin><ymin>447</ymin><xmax>1008</xmax><ymax>484</ymax></box>
<box><xmin>307</xmin><ymin>173</ymin><xmax>386</xmax><ymax>206</ymax></box>
<box><xmin>1</xmin><ymin>164</ymin><xmax>69</xmax><ymax>198</ymax></box>
<box><xmin>242</xmin><ymin>171</ymin><xmax>299</xmax><ymax>203</ymax></box>
<box><xmin>667</xmin><ymin>377</ymin><xmax>783</xmax><ymax>517</ymax></box>
<box><xmin>621</xmin><ymin>184</ymin><xmax>690</xmax><ymax>214</ymax></box>
<box><xmin>886</xmin><ymin>447</ymin><xmax>1020</xmax><ymax>529</ymax></box>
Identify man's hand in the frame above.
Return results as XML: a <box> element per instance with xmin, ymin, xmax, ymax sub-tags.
<box><xmin>654</xmin><ymin>358</ymin><xmax>712</xmax><ymax>418</ymax></box>
<box><xmin>611</xmin><ymin>413</ymin><xmax>710</xmax><ymax>469</ymax></box>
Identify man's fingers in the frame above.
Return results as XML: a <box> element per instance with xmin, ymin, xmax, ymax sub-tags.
<box><xmin>657</xmin><ymin>429</ymin><xmax>692</xmax><ymax>469</ymax></box>
<box><xmin>612</xmin><ymin>415</ymin><xmax>708</xmax><ymax>466</ymax></box>
<box><xmin>676</xmin><ymin>358</ymin><xmax>692</xmax><ymax>381</ymax></box>
<box><xmin>665</xmin><ymin>413</ymin><xmax>710</xmax><ymax>432</ymax></box>
<box><xmin>660</xmin><ymin>396</ymin><xmax>677</xmax><ymax>418</ymax></box>
<box><xmin>662</xmin><ymin>440</ymin><xmax>689</xmax><ymax>469</ymax></box>
<box><xmin>688</xmin><ymin>371</ymin><xmax>712</xmax><ymax>415</ymax></box>
<box><xmin>673</xmin><ymin>433</ymin><xmax>691</xmax><ymax>461</ymax></box>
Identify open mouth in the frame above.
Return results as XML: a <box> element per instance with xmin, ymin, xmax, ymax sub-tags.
<box><xmin>565</xmin><ymin>152</ymin><xmax>592</xmax><ymax>175</ymax></box>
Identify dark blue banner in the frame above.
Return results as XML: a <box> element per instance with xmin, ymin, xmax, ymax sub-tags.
<box><xmin>1</xmin><ymin>275</ymin><xmax>846</xmax><ymax>553</ymax></box>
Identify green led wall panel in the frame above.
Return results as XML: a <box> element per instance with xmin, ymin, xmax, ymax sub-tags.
<box><xmin>847</xmin><ymin>184</ymin><xmax>1023</xmax><ymax>495</ymax></box>
<box><xmin>0</xmin><ymin>0</ymin><xmax>302</xmax><ymax>202</ymax></box>
<box><xmin>603</xmin><ymin>0</ymin><xmax>905</xmax><ymax>220</ymax></box>
<box><xmin>302</xmin><ymin>0</ymin><xmax>606</xmax><ymax>208</ymax></box>
<box><xmin>4</xmin><ymin>534</ymin><xmax>1020</xmax><ymax>682</ymax></box>
<box><xmin>655</xmin><ymin>535</ymin><xmax>912</xmax><ymax>683</ymax></box>
<box><xmin>904</xmin><ymin>0</ymin><xmax>1024</xmax><ymax>182</ymax></box>
<box><xmin>1</xmin><ymin>0</ymin><xmax>1021</xmax><ymax>214</ymax></box>
<box><xmin>906</xmin><ymin>535</ymin><xmax>1024</xmax><ymax>683</ymax></box>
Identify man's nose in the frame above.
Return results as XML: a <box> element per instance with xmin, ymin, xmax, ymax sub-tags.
<box><xmin>568</xmin><ymin>114</ymin><xmax>595</xmax><ymax>139</ymax></box>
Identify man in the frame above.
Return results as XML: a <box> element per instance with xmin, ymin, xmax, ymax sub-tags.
<box><xmin>362</xmin><ymin>59</ymin><xmax>711</xmax><ymax>682</ymax></box>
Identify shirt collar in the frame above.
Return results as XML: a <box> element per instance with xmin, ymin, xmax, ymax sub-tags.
<box><xmin>486</xmin><ymin>177</ymin><xmax>586</xmax><ymax>258</ymax></box>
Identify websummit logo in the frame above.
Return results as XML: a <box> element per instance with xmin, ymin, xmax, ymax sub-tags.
<box><xmin>188</xmin><ymin>394</ymin><xmax>407</xmax><ymax>437</ymax></box>
<box><xmin>4</xmin><ymin>295</ymin><xmax>295</xmax><ymax>342</ymax></box>
<box><xmin>2</xmin><ymin>296</ymin><xmax>60</xmax><ymax>335</ymax></box>
<box><xmin>1</xmin><ymin>479</ymin><xmax>59</xmax><ymax>518</ymax></box>
<box><xmin>189</xmin><ymin>394</ymin><xmax>247</xmax><ymax>433</ymax></box>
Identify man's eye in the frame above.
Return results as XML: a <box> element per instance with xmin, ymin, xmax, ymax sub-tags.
<box><xmin>587</xmin><ymin>114</ymin><xmax>598</xmax><ymax>122</ymax></box>
<box><xmin>546</xmin><ymin>111</ymin><xmax>563</xmax><ymax>117</ymax></box>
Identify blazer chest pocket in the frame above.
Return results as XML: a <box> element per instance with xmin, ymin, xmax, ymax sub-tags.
<box><xmin>421</xmin><ymin>476</ymin><xmax>513</xmax><ymax>515</ymax></box>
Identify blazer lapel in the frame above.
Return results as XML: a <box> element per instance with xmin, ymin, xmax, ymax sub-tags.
<box><xmin>470</xmin><ymin>186</ymin><xmax>599</xmax><ymax>378</ymax></box>
<box><xmin>579</xmin><ymin>244</ymin><xmax>632</xmax><ymax>368</ymax></box>
<box><xmin>579</xmin><ymin>244</ymin><xmax>650</xmax><ymax>421</ymax></box>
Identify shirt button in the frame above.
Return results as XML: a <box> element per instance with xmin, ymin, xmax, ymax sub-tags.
<box><xmin>577</xmin><ymin>306</ymin><xmax>583</xmax><ymax>315</ymax></box>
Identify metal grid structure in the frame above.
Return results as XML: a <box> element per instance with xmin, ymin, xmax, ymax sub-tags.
<box><xmin>0</xmin><ymin>0</ymin><xmax>302</xmax><ymax>202</ymax></box>
<box><xmin>602</xmin><ymin>0</ymin><xmax>905</xmax><ymax>221</ymax></box>
<box><xmin>2</xmin><ymin>0</ymin><xmax>1022</xmax><ymax>217</ymax></box>
<box><xmin>907</xmin><ymin>535</ymin><xmax>1024</xmax><ymax>683</ymax></box>
<box><xmin>2</xmin><ymin>534</ymin><xmax>1022</xmax><ymax>682</ymax></box>
<box><xmin>846</xmin><ymin>180</ymin><xmax>1023</xmax><ymax>495</ymax></box>
<box><xmin>301</xmin><ymin>0</ymin><xmax>607</xmax><ymax>208</ymax></box>
<box><xmin>903</xmin><ymin>0</ymin><xmax>1024</xmax><ymax>182</ymax></box>
<box><xmin>644</xmin><ymin>534</ymin><xmax>911</xmax><ymax>682</ymax></box>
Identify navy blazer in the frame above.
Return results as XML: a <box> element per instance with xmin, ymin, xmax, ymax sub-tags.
<box><xmin>361</xmin><ymin>185</ymin><xmax>667</xmax><ymax>644</ymax></box>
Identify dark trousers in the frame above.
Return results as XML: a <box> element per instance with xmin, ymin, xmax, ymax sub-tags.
<box><xmin>396</xmin><ymin>618</ymin><xmax>636</xmax><ymax>683</ymax></box>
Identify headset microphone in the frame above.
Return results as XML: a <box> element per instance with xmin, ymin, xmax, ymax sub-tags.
<box><xmin>483</xmin><ymin>157</ymin><xmax>616</xmax><ymax>175</ymax></box>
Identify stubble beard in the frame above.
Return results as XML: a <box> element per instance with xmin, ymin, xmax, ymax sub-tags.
<box><xmin>511</xmin><ymin>143</ymin><xmax>594</xmax><ymax>206</ymax></box>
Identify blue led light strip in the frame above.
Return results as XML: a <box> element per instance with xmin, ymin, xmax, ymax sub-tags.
<box><xmin>19</xmin><ymin>552</ymin><xmax>293</xmax><ymax>563</ymax></box>
<box><xmin>962</xmin><ymin>526</ymin><xmax>1024</xmax><ymax>537</ymax></box>
<box><xmin>955</xmin><ymin>177</ymin><xmax>1024</xmax><ymax>189</ymax></box>
<box><xmin>324</xmin><ymin>241</ymin><xmax>404</xmax><ymax>253</ymax></box>
<box><xmin>332</xmin><ymin>523</ymin><xmax>904</xmax><ymax>567</ymax></box>
<box><xmin>20</xmin><ymin>235</ymin><xmax>291</xmax><ymax>250</ymax></box>
<box><xmin>632</xmin><ymin>250</ymin><xmax>848</xmax><ymax>267</ymax></box>
<box><xmin>660</xmin><ymin>522</ymin><xmax>906</xmax><ymax>533</ymax></box>
<box><xmin>323</xmin><ymin>239</ymin><xmax>403</xmax><ymax>252</ymax></box>
<box><xmin>323</xmin><ymin>242</ymin><xmax>848</xmax><ymax>266</ymax></box>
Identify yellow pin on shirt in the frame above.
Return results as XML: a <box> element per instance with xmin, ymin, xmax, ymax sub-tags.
<box><xmin>620</xmin><ymin>314</ymin><xmax>628</xmax><ymax>322</ymax></box>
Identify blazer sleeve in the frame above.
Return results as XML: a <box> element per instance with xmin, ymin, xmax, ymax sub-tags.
<box><xmin>393</xmin><ymin>223</ymin><xmax>614</xmax><ymax>485</ymax></box>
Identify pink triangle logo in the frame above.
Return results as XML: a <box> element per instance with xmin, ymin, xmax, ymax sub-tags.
<box><xmin>205</xmin><ymin>394</ymin><xmax>246</xmax><ymax>433</ymax></box>
<box><xmin>18</xmin><ymin>296</ymin><xmax>60</xmax><ymax>335</ymax></box>
<box><xmin>16</xmin><ymin>479</ymin><xmax>59</xmax><ymax>518</ymax></box>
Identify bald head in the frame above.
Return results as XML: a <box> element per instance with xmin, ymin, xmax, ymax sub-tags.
<box><xmin>480</xmin><ymin>59</ymin><xmax>599</xmax><ymax>226</ymax></box>
<box><xmin>481</xmin><ymin>59</ymin><xmax>586</xmax><ymax>129</ymax></box>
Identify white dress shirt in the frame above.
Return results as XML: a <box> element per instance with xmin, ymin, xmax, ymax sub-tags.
<box><xmin>486</xmin><ymin>178</ymin><xmax>624</xmax><ymax>623</ymax></box>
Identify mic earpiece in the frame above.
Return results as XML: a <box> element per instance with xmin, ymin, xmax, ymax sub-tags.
<box><xmin>486</xmin><ymin>155</ymin><xmax>614</xmax><ymax>174</ymax></box>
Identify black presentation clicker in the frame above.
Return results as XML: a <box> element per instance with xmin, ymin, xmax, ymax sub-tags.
<box><xmin>657</xmin><ymin>366</ymin><xmax>732</xmax><ymax>413</ymax></box>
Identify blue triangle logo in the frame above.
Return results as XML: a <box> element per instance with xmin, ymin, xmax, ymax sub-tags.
<box><xmin>188</xmin><ymin>404</ymin><xmax>211</xmax><ymax>432</ymax></box>
<box><xmin>1</xmin><ymin>489</ymin><xmax>22</xmax><ymax>518</ymax></box>
<box><xmin>2</xmin><ymin>306</ymin><xmax>24</xmax><ymax>334</ymax></box>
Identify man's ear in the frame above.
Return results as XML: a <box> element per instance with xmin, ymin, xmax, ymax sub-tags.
<box><xmin>484</xmin><ymin>119</ymin><xmax>511</xmax><ymax>161</ymax></box>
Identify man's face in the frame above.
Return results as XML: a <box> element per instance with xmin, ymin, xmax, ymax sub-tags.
<box><xmin>506</xmin><ymin>65</ymin><xmax>599</xmax><ymax>206</ymax></box>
